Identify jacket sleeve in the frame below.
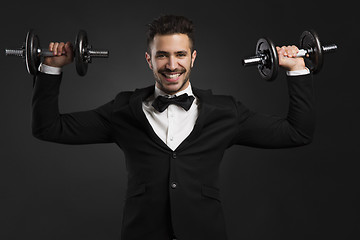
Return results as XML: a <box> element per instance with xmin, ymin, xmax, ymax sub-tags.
<box><xmin>232</xmin><ymin>74</ymin><xmax>316</xmax><ymax>148</ymax></box>
<box><xmin>32</xmin><ymin>72</ymin><xmax>114</xmax><ymax>144</ymax></box>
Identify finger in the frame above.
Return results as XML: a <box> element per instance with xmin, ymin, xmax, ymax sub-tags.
<box><xmin>286</xmin><ymin>45</ymin><xmax>296</xmax><ymax>57</ymax></box>
<box><xmin>289</xmin><ymin>45</ymin><xmax>299</xmax><ymax>57</ymax></box>
<box><xmin>53</xmin><ymin>42</ymin><xmax>59</xmax><ymax>55</ymax></box>
<box><xmin>64</xmin><ymin>42</ymin><xmax>73</xmax><ymax>54</ymax></box>
<box><xmin>293</xmin><ymin>45</ymin><xmax>299</xmax><ymax>56</ymax></box>
<box><xmin>284</xmin><ymin>45</ymin><xmax>292</xmax><ymax>57</ymax></box>
<box><xmin>280</xmin><ymin>46</ymin><xmax>287</xmax><ymax>56</ymax></box>
<box><xmin>286</xmin><ymin>45</ymin><xmax>292</xmax><ymax>57</ymax></box>
<box><xmin>49</xmin><ymin>42</ymin><xmax>54</xmax><ymax>52</ymax></box>
<box><xmin>57</xmin><ymin>42</ymin><xmax>65</xmax><ymax>56</ymax></box>
<box><xmin>65</xmin><ymin>42</ymin><xmax>74</xmax><ymax>61</ymax></box>
<box><xmin>289</xmin><ymin>45</ymin><xmax>297</xmax><ymax>57</ymax></box>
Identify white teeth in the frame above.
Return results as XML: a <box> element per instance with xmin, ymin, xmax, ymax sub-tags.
<box><xmin>164</xmin><ymin>73</ymin><xmax>181</xmax><ymax>79</ymax></box>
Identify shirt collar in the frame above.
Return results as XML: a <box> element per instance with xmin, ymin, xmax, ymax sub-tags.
<box><xmin>154</xmin><ymin>82</ymin><xmax>194</xmax><ymax>98</ymax></box>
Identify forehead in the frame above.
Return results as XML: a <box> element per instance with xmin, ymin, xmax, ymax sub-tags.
<box><xmin>150</xmin><ymin>33</ymin><xmax>191</xmax><ymax>52</ymax></box>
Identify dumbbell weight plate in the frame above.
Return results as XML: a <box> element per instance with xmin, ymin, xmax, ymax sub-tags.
<box><xmin>299</xmin><ymin>30</ymin><xmax>323</xmax><ymax>74</ymax></box>
<box><xmin>25</xmin><ymin>30</ymin><xmax>40</xmax><ymax>75</ymax></box>
<box><xmin>256</xmin><ymin>37</ymin><xmax>279</xmax><ymax>81</ymax></box>
<box><xmin>75</xmin><ymin>30</ymin><xmax>88</xmax><ymax>76</ymax></box>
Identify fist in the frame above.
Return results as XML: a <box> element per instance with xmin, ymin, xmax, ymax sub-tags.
<box><xmin>43</xmin><ymin>41</ymin><xmax>74</xmax><ymax>67</ymax></box>
<box><xmin>276</xmin><ymin>45</ymin><xmax>306</xmax><ymax>71</ymax></box>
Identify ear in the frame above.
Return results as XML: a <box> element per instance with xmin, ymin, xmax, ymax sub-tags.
<box><xmin>145</xmin><ymin>52</ymin><xmax>153</xmax><ymax>70</ymax></box>
<box><xmin>191</xmin><ymin>50</ymin><xmax>197</xmax><ymax>68</ymax></box>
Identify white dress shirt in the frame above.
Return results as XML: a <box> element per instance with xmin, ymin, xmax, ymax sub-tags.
<box><xmin>38</xmin><ymin>63</ymin><xmax>309</xmax><ymax>150</ymax></box>
<box><xmin>142</xmin><ymin>83</ymin><xmax>199</xmax><ymax>151</ymax></box>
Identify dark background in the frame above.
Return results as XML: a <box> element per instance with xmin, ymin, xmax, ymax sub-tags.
<box><xmin>0</xmin><ymin>0</ymin><xmax>359</xmax><ymax>239</ymax></box>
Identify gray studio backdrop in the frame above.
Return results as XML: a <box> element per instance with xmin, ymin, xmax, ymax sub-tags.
<box><xmin>0</xmin><ymin>0</ymin><xmax>359</xmax><ymax>240</ymax></box>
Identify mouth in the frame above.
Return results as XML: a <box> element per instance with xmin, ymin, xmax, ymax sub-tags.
<box><xmin>160</xmin><ymin>72</ymin><xmax>184</xmax><ymax>82</ymax></box>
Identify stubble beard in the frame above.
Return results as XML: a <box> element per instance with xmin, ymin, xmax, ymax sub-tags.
<box><xmin>154</xmin><ymin>67</ymin><xmax>192</xmax><ymax>95</ymax></box>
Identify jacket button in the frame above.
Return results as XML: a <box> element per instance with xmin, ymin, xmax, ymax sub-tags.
<box><xmin>172</xmin><ymin>152</ymin><xmax>177</xmax><ymax>159</ymax></box>
<box><xmin>171</xmin><ymin>182</ymin><xmax>178</xmax><ymax>189</ymax></box>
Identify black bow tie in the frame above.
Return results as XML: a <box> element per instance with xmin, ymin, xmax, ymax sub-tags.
<box><xmin>152</xmin><ymin>93</ymin><xmax>195</xmax><ymax>113</ymax></box>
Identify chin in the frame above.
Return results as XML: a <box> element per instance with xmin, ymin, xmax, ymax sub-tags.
<box><xmin>155</xmin><ymin>74</ymin><xmax>190</xmax><ymax>94</ymax></box>
<box><xmin>162</xmin><ymin>84</ymin><xmax>182</xmax><ymax>94</ymax></box>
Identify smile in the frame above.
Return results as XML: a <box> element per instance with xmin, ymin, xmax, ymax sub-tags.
<box><xmin>161</xmin><ymin>72</ymin><xmax>184</xmax><ymax>82</ymax></box>
<box><xmin>162</xmin><ymin>73</ymin><xmax>182</xmax><ymax>79</ymax></box>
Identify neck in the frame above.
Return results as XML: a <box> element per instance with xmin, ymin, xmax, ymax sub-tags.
<box><xmin>155</xmin><ymin>81</ymin><xmax>193</xmax><ymax>98</ymax></box>
<box><xmin>156</xmin><ymin>80</ymin><xmax>190</xmax><ymax>96</ymax></box>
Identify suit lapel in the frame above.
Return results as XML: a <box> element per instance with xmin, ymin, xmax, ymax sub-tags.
<box><xmin>175</xmin><ymin>87</ymin><xmax>213</xmax><ymax>151</ymax></box>
<box><xmin>129</xmin><ymin>85</ymin><xmax>153</xmax><ymax>123</ymax></box>
<box><xmin>129</xmin><ymin>85</ymin><xmax>171</xmax><ymax>151</ymax></box>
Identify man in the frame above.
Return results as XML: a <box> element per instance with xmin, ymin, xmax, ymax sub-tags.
<box><xmin>32</xmin><ymin>15</ymin><xmax>315</xmax><ymax>240</ymax></box>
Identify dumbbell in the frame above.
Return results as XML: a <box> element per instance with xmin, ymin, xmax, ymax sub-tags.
<box><xmin>5</xmin><ymin>29</ymin><xmax>109</xmax><ymax>76</ymax></box>
<box><xmin>242</xmin><ymin>30</ymin><xmax>337</xmax><ymax>81</ymax></box>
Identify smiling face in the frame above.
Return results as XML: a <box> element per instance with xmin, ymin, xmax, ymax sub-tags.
<box><xmin>145</xmin><ymin>33</ymin><xmax>197</xmax><ymax>95</ymax></box>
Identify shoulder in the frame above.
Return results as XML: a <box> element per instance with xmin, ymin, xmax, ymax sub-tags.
<box><xmin>193</xmin><ymin>87</ymin><xmax>237</xmax><ymax>108</ymax></box>
<box><xmin>114</xmin><ymin>91</ymin><xmax>133</xmax><ymax>105</ymax></box>
<box><xmin>112</xmin><ymin>85</ymin><xmax>154</xmax><ymax>108</ymax></box>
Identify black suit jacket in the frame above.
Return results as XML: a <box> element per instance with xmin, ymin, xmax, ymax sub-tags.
<box><xmin>32</xmin><ymin>72</ymin><xmax>315</xmax><ymax>240</ymax></box>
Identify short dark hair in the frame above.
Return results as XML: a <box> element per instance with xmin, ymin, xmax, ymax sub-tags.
<box><xmin>146</xmin><ymin>15</ymin><xmax>195</xmax><ymax>53</ymax></box>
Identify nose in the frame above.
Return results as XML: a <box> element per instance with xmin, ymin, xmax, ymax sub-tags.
<box><xmin>166</xmin><ymin>56</ymin><xmax>178</xmax><ymax>71</ymax></box>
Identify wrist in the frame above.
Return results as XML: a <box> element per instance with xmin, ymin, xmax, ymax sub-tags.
<box><xmin>286</xmin><ymin>68</ymin><xmax>310</xmax><ymax>76</ymax></box>
<box><xmin>39</xmin><ymin>63</ymin><xmax>62</xmax><ymax>75</ymax></box>
<box><xmin>287</xmin><ymin>62</ymin><xmax>307</xmax><ymax>71</ymax></box>
<box><xmin>288</xmin><ymin>66</ymin><xmax>307</xmax><ymax>71</ymax></box>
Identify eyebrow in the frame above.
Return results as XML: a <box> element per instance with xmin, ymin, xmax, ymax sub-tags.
<box><xmin>155</xmin><ymin>50</ymin><xmax>188</xmax><ymax>55</ymax></box>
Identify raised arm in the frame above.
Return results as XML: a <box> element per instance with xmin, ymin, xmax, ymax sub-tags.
<box><xmin>233</xmin><ymin>74</ymin><xmax>315</xmax><ymax>148</ymax></box>
<box><xmin>232</xmin><ymin>45</ymin><xmax>315</xmax><ymax>148</ymax></box>
<box><xmin>31</xmin><ymin>41</ymin><xmax>114</xmax><ymax>144</ymax></box>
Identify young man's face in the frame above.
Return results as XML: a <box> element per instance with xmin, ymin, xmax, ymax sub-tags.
<box><xmin>145</xmin><ymin>34</ymin><xmax>197</xmax><ymax>95</ymax></box>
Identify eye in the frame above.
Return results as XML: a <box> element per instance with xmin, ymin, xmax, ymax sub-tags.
<box><xmin>177</xmin><ymin>53</ymin><xmax>187</xmax><ymax>57</ymax></box>
<box><xmin>156</xmin><ymin>54</ymin><xmax>166</xmax><ymax>58</ymax></box>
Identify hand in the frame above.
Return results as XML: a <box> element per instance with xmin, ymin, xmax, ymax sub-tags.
<box><xmin>43</xmin><ymin>41</ymin><xmax>74</xmax><ymax>68</ymax></box>
<box><xmin>276</xmin><ymin>45</ymin><xmax>306</xmax><ymax>71</ymax></box>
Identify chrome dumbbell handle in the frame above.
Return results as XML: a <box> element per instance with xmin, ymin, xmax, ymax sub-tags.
<box><xmin>243</xmin><ymin>43</ymin><xmax>338</xmax><ymax>67</ymax></box>
<box><xmin>87</xmin><ymin>49</ymin><xmax>109</xmax><ymax>58</ymax></box>
<box><xmin>83</xmin><ymin>48</ymin><xmax>110</xmax><ymax>63</ymax></box>
<box><xmin>5</xmin><ymin>49</ymin><xmax>25</xmax><ymax>57</ymax></box>
<box><xmin>5</xmin><ymin>48</ymin><xmax>109</xmax><ymax>58</ymax></box>
<box><xmin>5</xmin><ymin>48</ymin><xmax>55</xmax><ymax>57</ymax></box>
<box><xmin>37</xmin><ymin>49</ymin><xmax>56</xmax><ymax>57</ymax></box>
<box><xmin>242</xmin><ymin>55</ymin><xmax>263</xmax><ymax>66</ymax></box>
<box><xmin>295</xmin><ymin>44</ymin><xmax>337</xmax><ymax>57</ymax></box>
